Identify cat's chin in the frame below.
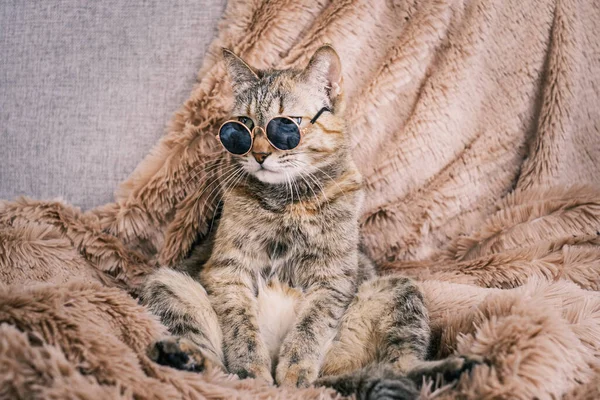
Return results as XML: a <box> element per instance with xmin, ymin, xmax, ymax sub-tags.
<box><xmin>252</xmin><ymin>168</ymin><xmax>289</xmax><ymax>185</ymax></box>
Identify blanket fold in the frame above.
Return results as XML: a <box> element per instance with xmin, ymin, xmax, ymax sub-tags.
<box><xmin>1</xmin><ymin>0</ymin><xmax>600</xmax><ymax>398</ymax></box>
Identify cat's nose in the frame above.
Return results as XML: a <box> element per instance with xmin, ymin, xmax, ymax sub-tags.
<box><xmin>251</xmin><ymin>127</ymin><xmax>273</xmax><ymax>164</ymax></box>
<box><xmin>252</xmin><ymin>151</ymin><xmax>271</xmax><ymax>164</ymax></box>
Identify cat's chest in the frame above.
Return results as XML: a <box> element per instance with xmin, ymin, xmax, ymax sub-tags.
<box><xmin>249</xmin><ymin>206</ymin><xmax>322</xmax><ymax>258</ymax></box>
<box><xmin>258</xmin><ymin>229</ymin><xmax>308</xmax><ymax>288</ymax></box>
<box><xmin>222</xmin><ymin>193</ymin><xmax>336</xmax><ymax>285</ymax></box>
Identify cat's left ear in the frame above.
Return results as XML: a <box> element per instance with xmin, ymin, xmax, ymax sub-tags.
<box><xmin>303</xmin><ymin>45</ymin><xmax>343</xmax><ymax>104</ymax></box>
<box><xmin>222</xmin><ymin>48</ymin><xmax>259</xmax><ymax>95</ymax></box>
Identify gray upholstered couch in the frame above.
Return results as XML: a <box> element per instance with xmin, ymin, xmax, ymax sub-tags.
<box><xmin>0</xmin><ymin>1</ymin><xmax>226</xmax><ymax>209</ymax></box>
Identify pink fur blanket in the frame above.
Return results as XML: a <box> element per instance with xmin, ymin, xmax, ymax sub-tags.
<box><xmin>2</xmin><ymin>0</ymin><xmax>600</xmax><ymax>398</ymax></box>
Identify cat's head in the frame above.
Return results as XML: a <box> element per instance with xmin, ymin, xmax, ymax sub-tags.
<box><xmin>221</xmin><ymin>45</ymin><xmax>346</xmax><ymax>185</ymax></box>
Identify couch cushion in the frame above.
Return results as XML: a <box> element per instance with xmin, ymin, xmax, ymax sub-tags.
<box><xmin>0</xmin><ymin>0</ymin><xmax>226</xmax><ymax>209</ymax></box>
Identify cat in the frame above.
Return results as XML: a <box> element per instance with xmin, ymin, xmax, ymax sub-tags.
<box><xmin>141</xmin><ymin>45</ymin><xmax>481</xmax><ymax>399</ymax></box>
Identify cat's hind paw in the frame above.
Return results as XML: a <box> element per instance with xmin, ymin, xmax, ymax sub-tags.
<box><xmin>148</xmin><ymin>337</ymin><xmax>207</xmax><ymax>372</ymax></box>
<box><xmin>406</xmin><ymin>354</ymin><xmax>487</xmax><ymax>385</ymax></box>
<box><xmin>315</xmin><ymin>370</ymin><xmax>419</xmax><ymax>400</ymax></box>
<box><xmin>361</xmin><ymin>378</ymin><xmax>420</xmax><ymax>400</ymax></box>
<box><xmin>438</xmin><ymin>354</ymin><xmax>486</xmax><ymax>382</ymax></box>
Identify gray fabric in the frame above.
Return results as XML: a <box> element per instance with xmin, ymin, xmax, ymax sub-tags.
<box><xmin>0</xmin><ymin>0</ymin><xmax>225</xmax><ymax>209</ymax></box>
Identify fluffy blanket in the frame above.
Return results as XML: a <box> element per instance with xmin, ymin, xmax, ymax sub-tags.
<box><xmin>2</xmin><ymin>0</ymin><xmax>600</xmax><ymax>398</ymax></box>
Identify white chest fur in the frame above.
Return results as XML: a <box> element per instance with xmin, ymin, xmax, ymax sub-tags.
<box><xmin>256</xmin><ymin>278</ymin><xmax>304</xmax><ymax>364</ymax></box>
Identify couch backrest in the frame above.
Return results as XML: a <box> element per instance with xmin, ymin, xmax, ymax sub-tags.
<box><xmin>0</xmin><ymin>0</ymin><xmax>226</xmax><ymax>209</ymax></box>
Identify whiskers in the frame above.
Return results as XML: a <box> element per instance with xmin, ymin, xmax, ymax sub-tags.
<box><xmin>296</xmin><ymin>168</ymin><xmax>325</xmax><ymax>214</ymax></box>
<box><xmin>180</xmin><ymin>154</ymin><xmax>225</xmax><ymax>193</ymax></box>
<box><xmin>285</xmin><ymin>157</ymin><xmax>347</xmax><ymax>200</ymax></box>
<box><xmin>205</xmin><ymin>164</ymin><xmax>247</xmax><ymax>236</ymax></box>
<box><xmin>186</xmin><ymin>163</ymin><xmax>247</xmax><ymax>234</ymax></box>
<box><xmin>286</xmin><ymin>160</ymin><xmax>326</xmax><ymax>204</ymax></box>
<box><xmin>283</xmin><ymin>170</ymin><xmax>294</xmax><ymax>205</ymax></box>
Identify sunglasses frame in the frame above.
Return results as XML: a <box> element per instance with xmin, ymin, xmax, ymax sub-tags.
<box><xmin>216</xmin><ymin>107</ymin><xmax>330</xmax><ymax>156</ymax></box>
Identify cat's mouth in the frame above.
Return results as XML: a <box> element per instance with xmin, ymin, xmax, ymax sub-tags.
<box><xmin>255</xmin><ymin>165</ymin><xmax>276</xmax><ymax>175</ymax></box>
<box><xmin>255</xmin><ymin>164</ymin><xmax>277</xmax><ymax>175</ymax></box>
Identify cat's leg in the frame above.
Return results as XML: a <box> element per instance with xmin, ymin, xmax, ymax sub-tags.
<box><xmin>373</xmin><ymin>276</ymin><xmax>484</xmax><ymax>386</ymax></box>
<box><xmin>203</xmin><ymin>262</ymin><xmax>274</xmax><ymax>384</ymax></box>
<box><xmin>321</xmin><ymin>276</ymin><xmax>429</xmax><ymax>377</ymax></box>
<box><xmin>318</xmin><ymin>276</ymin><xmax>481</xmax><ymax>399</ymax></box>
<box><xmin>140</xmin><ymin>268</ymin><xmax>225</xmax><ymax>372</ymax></box>
<box><xmin>318</xmin><ymin>276</ymin><xmax>427</xmax><ymax>399</ymax></box>
<box><xmin>274</xmin><ymin>263</ymin><xmax>355</xmax><ymax>388</ymax></box>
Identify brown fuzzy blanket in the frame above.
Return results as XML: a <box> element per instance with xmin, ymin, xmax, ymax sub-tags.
<box><xmin>2</xmin><ymin>0</ymin><xmax>600</xmax><ymax>398</ymax></box>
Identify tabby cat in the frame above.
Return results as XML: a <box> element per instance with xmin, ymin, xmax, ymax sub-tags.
<box><xmin>141</xmin><ymin>45</ymin><xmax>480</xmax><ymax>399</ymax></box>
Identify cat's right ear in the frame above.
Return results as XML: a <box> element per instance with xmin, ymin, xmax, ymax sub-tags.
<box><xmin>222</xmin><ymin>49</ymin><xmax>259</xmax><ymax>95</ymax></box>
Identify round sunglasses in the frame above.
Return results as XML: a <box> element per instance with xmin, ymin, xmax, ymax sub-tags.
<box><xmin>217</xmin><ymin>107</ymin><xmax>330</xmax><ymax>155</ymax></box>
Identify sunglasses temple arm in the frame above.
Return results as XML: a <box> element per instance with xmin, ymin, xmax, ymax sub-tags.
<box><xmin>310</xmin><ymin>107</ymin><xmax>331</xmax><ymax>124</ymax></box>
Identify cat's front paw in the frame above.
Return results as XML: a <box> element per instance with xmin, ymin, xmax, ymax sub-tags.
<box><xmin>230</xmin><ymin>363</ymin><xmax>274</xmax><ymax>385</ymax></box>
<box><xmin>148</xmin><ymin>337</ymin><xmax>209</xmax><ymax>372</ymax></box>
<box><xmin>275</xmin><ymin>354</ymin><xmax>319</xmax><ymax>388</ymax></box>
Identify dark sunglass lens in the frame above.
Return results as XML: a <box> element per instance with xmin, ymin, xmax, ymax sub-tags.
<box><xmin>219</xmin><ymin>122</ymin><xmax>252</xmax><ymax>154</ymax></box>
<box><xmin>266</xmin><ymin>118</ymin><xmax>301</xmax><ymax>150</ymax></box>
